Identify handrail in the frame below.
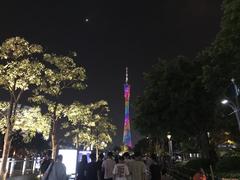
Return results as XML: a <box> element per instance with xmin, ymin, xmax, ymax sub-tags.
<box><xmin>0</xmin><ymin>157</ymin><xmax>43</xmax><ymax>177</ymax></box>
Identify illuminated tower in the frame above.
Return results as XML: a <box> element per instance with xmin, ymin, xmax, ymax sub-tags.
<box><xmin>123</xmin><ymin>67</ymin><xmax>132</xmax><ymax>148</ymax></box>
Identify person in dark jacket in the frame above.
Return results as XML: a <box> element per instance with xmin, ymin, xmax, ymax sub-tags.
<box><xmin>149</xmin><ymin>154</ymin><xmax>161</xmax><ymax>180</ymax></box>
<box><xmin>86</xmin><ymin>153</ymin><xmax>98</xmax><ymax>180</ymax></box>
<box><xmin>97</xmin><ymin>153</ymin><xmax>105</xmax><ymax>180</ymax></box>
<box><xmin>77</xmin><ymin>155</ymin><xmax>88</xmax><ymax>180</ymax></box>
<box><xmin>40</xmin><ymin>151</ymin><xmax>53</xmax><ymax>175</ymax></box>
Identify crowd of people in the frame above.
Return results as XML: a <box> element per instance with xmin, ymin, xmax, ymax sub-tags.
<box><xmin>76</xmin><ymin>151</ymin><xmax>172</xmax><ymax>180</ymax></box>
<box><xmin>40</xmin><ymin>151</ymin><xmax>206</xmax><ymax>180</ymax></box>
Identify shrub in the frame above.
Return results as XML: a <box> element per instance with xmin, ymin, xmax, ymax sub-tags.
<box><xmin>216</xmin><ymin>156</ymin><xmax>240</xmax><ymax>172</ymax></box>
<box><xmin>184</xmin><ymin>158</ymin><xmax>211</xmax><ymax>173</ymax></box>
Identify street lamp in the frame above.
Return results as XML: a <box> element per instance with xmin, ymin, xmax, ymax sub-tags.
<box><xmin>167</xmin><ymin>133</ymin><xmax>173</xmax><ymax>157</ymax></box>
<box><xmin>221</xmin><ymin>78</ymin><xmax>240</xmax><ymax>133</ymax></box>
<box><xmin>221</xmin><ymin>99</ymin><xmax>228</xmax><ymax>104</ymax></box>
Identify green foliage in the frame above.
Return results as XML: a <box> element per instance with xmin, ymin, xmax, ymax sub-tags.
<box><xmin>134</xmin><ymin>0</ymin><xmax>240</xmax><ymax>157</ymax></box>
<box><xmin>0</xmin><ymin>102</ymin><xmax>50</xmax><ymax>140</ymax></box>
<box><xmin>0</xmin><ymin>37</ymin><xmax>44</xmax><ymax>92</ymax></box>
<box><xmin>200</xmin><ymin>0</ymin><xmax>240</xmax><ymax>94</ymax></box>
<box><xmin>41</xmin><ymin>53</ymin><xmax>86</xmax><ymax>96</ymax></box>
<box><xmin>0</xmin><ymin>37</ymin><xmax>42</xmax><ymax>60</ymax></box>
<box><xmin>134</xmin><ymin>56</ymin><xmax>214</xmax><ymax>144</ymax></box>
<box><xmin>29</xmin><ymin>53</ymin><xmax>87</xmax><ymax>158</ymax></box>
<box><xmin>64</xmin><ymin>100</ymin><xmax>116</xmax><ymax>149</ymax></box>
<box><xmin>184</xmin><ymin>159</ymin><xmax>211</xmax><ymax>173</ymax></box>
<box><xmin>0</xmin><ymin>37</ymin><xmax>48</xmax><ymax>138</ymax></box>
<box><xmin>133</xmin><ymin>138</ymin><xmax>150</xmax><ymax>155</ymax></box>
<box><xmin>216</xmin><ymin>156</ymin><xmax>240</xmax><ymax>172</ymax></box>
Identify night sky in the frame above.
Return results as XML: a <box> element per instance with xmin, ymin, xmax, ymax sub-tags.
<box><xmin>0</xmin><ymin>0</ymin><xmax>222</xmax><ymax>146</ymax></box>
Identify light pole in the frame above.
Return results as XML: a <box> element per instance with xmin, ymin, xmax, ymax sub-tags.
<box><xmin>221</xmin><ymin>78</ymin><xmax>240</xmax><ymax>133</ymax></box>
<box><xmin>167</xmin><ymin>133</ymin><xmax>173</xmax><ymax>157</ymax></box>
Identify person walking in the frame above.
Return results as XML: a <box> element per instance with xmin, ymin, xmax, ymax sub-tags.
<box><xmin>102</xmin><ymin>152</ymin><xmax>116</xmax><ymax>180</ymax></box>
<box><xmin>42</xmin><ymin>154</ymin><xmax>67</xmax><ymax>180</ymax></box>
<box><xmin>77</xmin><ymin>155</ymin><xmax>88</xmax><ymax>180</ymax></box>
<box><xmin>113</xmin><ymin>156</ymin><xmax>129</xmax><ymax>180</ymax></box>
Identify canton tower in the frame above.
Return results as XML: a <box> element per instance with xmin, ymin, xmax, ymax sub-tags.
<box><xmin>123</xmin><ymin>67</ymin><xmax>132</xmax><ymax>148</ymax></box>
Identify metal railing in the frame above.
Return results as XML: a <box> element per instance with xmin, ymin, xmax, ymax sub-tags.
<box><xmin>0</xmin><ymin>157</ymin><xmax>42</xmax><ymax>177</ymax></box>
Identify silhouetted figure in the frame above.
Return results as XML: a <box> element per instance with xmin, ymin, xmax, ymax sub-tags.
<box><xmin>43</xmin><ymin>154</ymin><xmax>67</xmax><ymax>180</ymax></box>
<box><xmin>97</xmin><ymin>153</ymin><xmax>105</xmax><ymax>180</ymax></box>
<box><xmin>86</xmin><ymin>153</ymin><xmax>98</xmax><ymax>180</ymax></box>
<box><xmin>77</xmin><ymin>155</ymin><xmax>88</xmax><ymax>180</ymax></box>
<box><xmin>161</xmin><ymin>168</ymin><xmax>172</xmax><ymax>180</ymax></box>
<box><xmin>149</xmin><ymin>154</ymin><xmax>161</xmax><ymax>180</ymax></box>
<box><xmin>40</xmin><ymin>151</ymin><xmax>52</xmax><ymax>175</ymax></box>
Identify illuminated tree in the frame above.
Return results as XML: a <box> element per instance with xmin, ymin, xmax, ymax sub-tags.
<box><xmin>0</xmin><ymin>37</ymin><xmax>44</xmax><ymax>179</ymax></box>
<box><xmin>31</xmin><ymin>53</ymin><xmax>86</xmax><ymax>159</ymax></box>
<box><xmin>0</xmin><ymin>102</ymin><xmax>50</xmax><ymax>140</ymax></box>
<box><xmin>65</xmin><ymin>100</ymin><xmax>116</xmax><ymax>156</ymax></box>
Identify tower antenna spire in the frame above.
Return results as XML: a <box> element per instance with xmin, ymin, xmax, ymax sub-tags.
<box><xmin>126</xmin><ymin>67</ymin><xmax>128</xmax><ymax>83</ymax></box>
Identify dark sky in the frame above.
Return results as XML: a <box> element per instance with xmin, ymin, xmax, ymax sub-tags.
<box><xmin>0</xmin><ymin>0</ymin><xmax>222</xmax><ymax>146</ymax></box>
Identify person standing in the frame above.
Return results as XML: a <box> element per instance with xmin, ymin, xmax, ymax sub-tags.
<box><xmin>102</xmin><ymin>152</ymin><xmax>116</xmax><ymax>180</ymax></box>
<box><xmin>40</xmin><ymin>152</ymin><xmax>52</xmax><ymax>176</ymax></box>
<box><xmin>129</xmin><ymin>152</ymin><xmax>147</xmax><ymax>180</ymax></box>
<box><xmin>161</xmin><ymin>169</ymin><xmax>172</xmax><ymax>180</ymax></box>
<box><xmin>43</xmin><ymin>154</ymin><xmax>67</xmax><ymax>180</ymax></box>
<box><xmin>86</xmin><ymin>153</ymin><xmax>98</xmax><ymax>180</ymax></box>
<box><xmin>113</xmin><ymin>156</ymin><xmax>129</xmax><ymax>180</ymax></box>
<box><xmin>149</xmin><ymin>154</ymin><xmax>161</xmax><ymax>180</ymax></box>
<box><xmin>97</xmin><ymin>153</ymin><xmax>105</xmax><ymax>180</ymax></box>
<box><xmin>123</xmin><ymin>153</ymin><xmax>133</xmax><ymax>180</ymax></box>
<box><xmin>77</xmin><ymin>155</ymin><xmax>88</xmax><ymax>180</ymax></box>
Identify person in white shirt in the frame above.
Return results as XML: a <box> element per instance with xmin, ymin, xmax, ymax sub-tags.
<box><xmin>102</xmin><ymin>152</ymin><xmax>116</xmax><ymax>180</ymax></box>
<box><xmin>113</xmin><ymin>156</ymin><xmax>129</xmax><ymax>180</ymax></box>
<box><xmin>42</xmin><ymin>154</ymin><xmax>68</xmax><ymax>180</ymax></box>
<box><xmin>128</xmin><ymin>152</ymin><xmax>147</xmax><ymax>180</ymax></box>
<box><xmin>123</xmin><ymin>152</ymin><xmax>133</xmax><ymax>180</ymax></box>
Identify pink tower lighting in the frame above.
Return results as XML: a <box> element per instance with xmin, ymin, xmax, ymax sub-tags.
<box><xmin>123</xmin><ymin>67</ymin><xmax>132</xmax><ymax>148</ymax></box>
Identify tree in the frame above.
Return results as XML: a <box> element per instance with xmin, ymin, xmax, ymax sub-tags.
<box><xmin>65</xmin><ymin>100</ymin><xmax>116</xmax><ymax>158</ymax></box>
<box><xmin>31</xmin><ymin>53</ymin><xmax>86</xmax><ymax>159</ymax></box>
<box><xmin>134</xmin><ymin>56</ymin><xmax>215</xmax><ymax>158</ymax></box>
<box><xmin>200</xmin><ymin>0</ymin><xmax>240</xmax><ymax>94</ymax></box>
<box><xmin>0</xmin><ymin>37</ymin><xmax>45</xmax><ymax>179</ymax></box>
<box><xmin>0</xmin><ymin>103</ymin><xmax>50</xmax><ymax>154</ymax></box>
<box><xmin>199</xmin><ymin>0</ymin><xmax>240</xmax><ymax>138</ymax></box>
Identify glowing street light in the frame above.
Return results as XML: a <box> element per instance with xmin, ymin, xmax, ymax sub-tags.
<box><xmin>167</xmin><ymin>134</ymin><xmax>172</xmax><ymax>140</ymax></box>
<box><xmin>221</xmin><ymin>78</ymin><xmax>240</xmax><ymax>133</ymax></box>
<box><xmin>167</xmin><ymin>133</ymin><xmax>173</xmax><ymax>157</ymax></box>
<box><xmin>221</xmin><ymin>99</ymin><xmax>228</xmax><ymax>104</ymax></box>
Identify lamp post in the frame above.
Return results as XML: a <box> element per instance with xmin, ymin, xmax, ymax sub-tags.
<box><xmin>167</xmin><ymin>133</ymin><xmax>173</xmax><ymax>157</ymax></box>
<box><xmin>221</xmin><ymin>78</ymin><xmax>240</xmax><ymax>133</ymax></box>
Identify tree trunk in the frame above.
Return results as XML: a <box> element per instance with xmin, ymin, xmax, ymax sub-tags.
<box><xmin>0</xmin><ymin>97</ymin><xmax>15</xmax><ymax>180</ymax></box>
<box><xmin>51</xmin><ymin>120</ymin><xmax>58</xmax><ymax>160</ymax></box>
<box><xmin>0</xmin><ymin>128</ymin><xmax>12</xmax><ymax>180</ymax></box>
<box><xmin>200</xmin><ymin>132</ymin><xmax>210</xmax><ymax>159</ymax></box>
